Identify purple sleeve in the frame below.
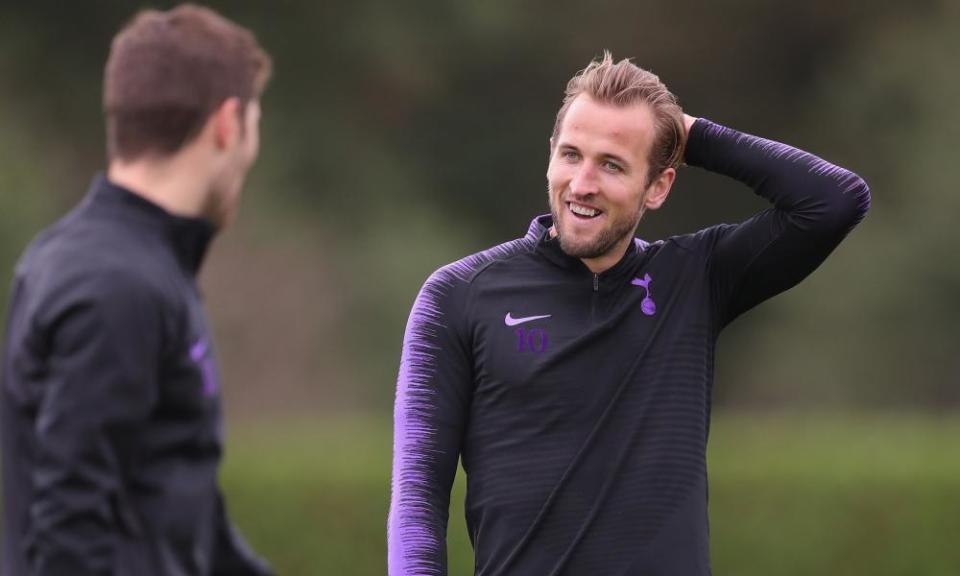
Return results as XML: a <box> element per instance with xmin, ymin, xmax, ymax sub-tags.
<box><xmin>389</xmin><ymin>266</ymin><xmax>474</xmax><ymax>576</ymax></box>
<box><xmin>684</xmin><ymin>119</ymin><xmax>871</xmax><ymax>327</ymax></box>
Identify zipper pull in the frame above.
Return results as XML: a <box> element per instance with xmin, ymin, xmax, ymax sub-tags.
<box><xmin>593</xmin><ymin>274</ymin><xmax>599</xmax><ymax>292</ymax></box>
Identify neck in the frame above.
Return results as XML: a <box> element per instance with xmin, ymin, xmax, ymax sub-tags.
<box><xmin>108</xmin><ymin>153</ymin><xmax>210</xmax><ymax>220</ymax></box>
<box><xmin>548</xmin><ymin>225</ymin><xmax>632</xmax><ymax>274</ymax></box>
<box><xmin>581</xmin><ymin>236</ymin><xmax>632</xmax><ymax>274</ymax></box>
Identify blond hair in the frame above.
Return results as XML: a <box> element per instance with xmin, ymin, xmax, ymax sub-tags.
<box><xmin>552</xmin><ymin>51</ymin><xmax>685</xmax><ymax>184</ymax></box>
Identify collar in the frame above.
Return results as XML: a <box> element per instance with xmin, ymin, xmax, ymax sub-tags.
<box><xmin>530</xmin><ymin>214</ymin><xmax>650</xmax><ymax>288</ymax></box>
<box><xmin>82</xmin><ymin>173</ymin><xmax>216</xmax><ymax>275</ymax></box>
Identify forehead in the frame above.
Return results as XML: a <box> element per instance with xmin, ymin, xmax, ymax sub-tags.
<box><xmin>556</xmin><ymin>95</ymin><xmax>655</xmax><ymax>161</ymax></box>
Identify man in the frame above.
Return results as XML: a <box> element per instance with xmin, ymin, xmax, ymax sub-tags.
<box><xmin>1</xmin><ymin>5</ymin><xmax>273</xmax><ymax>575</ymax></box>
<box><xmin>388</xmin><ymin>52</ymin><xmax>870</xmax><ymax>575</ymax></box>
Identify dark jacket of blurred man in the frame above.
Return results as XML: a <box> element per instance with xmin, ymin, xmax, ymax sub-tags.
<box><xmin>388</xmin><ymin>52</ymin><xmax>871</xmax><ymax>575</ymax></box>
<box><xmin>1</xmin><ymin>5</ymin><xmax>273</xmax><ymax>575</ymax></box>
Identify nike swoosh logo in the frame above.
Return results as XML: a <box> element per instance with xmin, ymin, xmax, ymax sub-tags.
<box><xmin>504</xmin><ymin>313</ymin><xmax>552</xmax><ymax>326</ymax></box>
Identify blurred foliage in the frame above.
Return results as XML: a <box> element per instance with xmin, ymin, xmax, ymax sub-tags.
<box><xmin>1</xmin><ymin>1</ymin><xmax>958</xmax><ymax>413</ymax></box>
<box><xmin>2</xmin><ymin>2</ymin><xmax>959</xmax><ymax>573</ymax></box>
<box><xmin>219</xmin><ymin>413</ymin><xmax>960</xmax><ymax>575</ymax></box>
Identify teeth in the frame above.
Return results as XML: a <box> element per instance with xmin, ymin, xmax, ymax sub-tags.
<box><xmin>569</xmin><ymin>203</ymin><xmax>599</xmax><ymax>217</ymax></box>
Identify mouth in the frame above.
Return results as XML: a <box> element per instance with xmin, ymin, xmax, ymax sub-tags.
<box><xmin>567</xmin><ymin>201</ymin><xmax>603</xmax><ymax>220</ymax></box>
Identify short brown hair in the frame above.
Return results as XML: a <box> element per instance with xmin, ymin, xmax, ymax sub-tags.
<box><xmin>103</xmin><ymin>4</ymin><xmax>272</xmax><ymax>162</ymax></box>
<box><xmin>552</xmin><ymin>51</ymin><xmax>685</xmax><ymax>185</ymax></box>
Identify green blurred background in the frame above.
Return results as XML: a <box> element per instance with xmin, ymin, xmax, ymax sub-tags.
<box><xmin>1</xmin><ymin>0</ymin><xmax>958</xmax><ymax>574</ymax></box>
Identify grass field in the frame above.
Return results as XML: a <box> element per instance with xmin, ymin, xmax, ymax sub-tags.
<box><xmin>220</xmin><ymin>412</ymin><xmax>960</xmax><ymax>575</ymax></box>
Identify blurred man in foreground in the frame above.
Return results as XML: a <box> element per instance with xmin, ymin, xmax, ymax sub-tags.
<box><xmin>389</xmin><ymin>52</ymin><xmax>870</xmax><ymax>575</ymax></box>
<box><xmin>1</xmin><ymin>5</ymin><xmax>273</xmax><ymax>575</ymax></box>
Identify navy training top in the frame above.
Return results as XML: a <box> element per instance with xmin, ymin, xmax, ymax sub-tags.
<box><xmin>388</xmin><ymin>119</ymin><xmax>871</xmax><ymax>576</ymax></box>
<box><xmin>1</xmin><ymin>176</ymin><xmax>272</xmax><ymax>576</ymax></box>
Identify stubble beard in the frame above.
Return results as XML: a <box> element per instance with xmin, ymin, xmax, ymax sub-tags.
<box><xmin>548</xmin><ymin>186</ymin><xmax>645</xmax><ymax>260</ymax></box>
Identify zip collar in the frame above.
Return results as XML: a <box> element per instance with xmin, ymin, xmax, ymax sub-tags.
<box><xmin>81</xmin><ymin>173</ymin><xmax>216</xmax><ymax>276</ymax></box>
<box><xmin>529</xmin><ymin>214</ymin><xmax>651</xmax><ymax>291</ymax></box>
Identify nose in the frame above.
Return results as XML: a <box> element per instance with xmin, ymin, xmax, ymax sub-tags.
<box><xmin>569</xmin><ymin>162</ymin><xmax>600</xmax><ymax>196</ymax></box>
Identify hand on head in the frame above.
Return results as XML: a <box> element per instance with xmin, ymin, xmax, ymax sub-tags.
<box><xmin>682</xmin><ymin>113</ymin><xmax>697</xmax><ymax>136</ymax></box>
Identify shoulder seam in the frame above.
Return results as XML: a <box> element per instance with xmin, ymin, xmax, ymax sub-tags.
<box><xmin>427</xmin><ymin>235</ymin><xmax>538</xmax><ymax>289</ymax></box>
<box><xmin>466</xmin><ymin>243</ymin><xmax>536</xmax><ymax>284</ymax></box>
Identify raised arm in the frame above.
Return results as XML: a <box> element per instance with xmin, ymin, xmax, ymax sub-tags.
<box><xmin>683</xmin><ymin>116</ymin><xmax>871</xmax><ymax>327</ymax></box>
<box><xmin>389</xmin><ymin>267</ymin><xmax>474</xmax><ymax>576</ymax></box>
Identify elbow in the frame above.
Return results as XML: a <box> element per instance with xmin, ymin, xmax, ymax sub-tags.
<box><xmin>838</xmin><ymin>172</ymin><xmax>871</xmax><ymax>229</ymax></box>
<box><xmin>846</xmin><ymin>172</ymin><xmax>871</xmax><ymax>217</ymax></box>
<box><xmin>817</xmin><ymin>170</ymin><xmax>871</xmax><ymax>234</ymax></box>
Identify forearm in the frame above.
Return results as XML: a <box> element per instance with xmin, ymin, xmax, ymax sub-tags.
<box><xmin>28</xmin><ymin>518</ymin><xmax>117</xmax><ymax>576</ymax></box>
<box><xmin>388</xmin><ymin>269</ymin><xmax>473</xmax><ymax>576</ymax></box>
<box><xmin>684</xmin><ymin>118</ymin><xmax>871</xmax><ymax>324</ymax></box>
<box><xmin>685</xmin><ymin>118</ymin><xmax>870</xmax><ymax>231</ymax></box>
<box><xmin>29</xmin><ymin>428</ymin><xmax>124</xmax><ymax>576</ymax></box>
<box><xmin>388</xmin><ymin>377</ymin><xmax>460</xmax><ymax>576</ymax></box>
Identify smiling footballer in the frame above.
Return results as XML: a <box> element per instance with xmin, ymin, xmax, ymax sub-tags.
<box><xmin>388</xmin><ymin>52</ymin><xmax>870</xmax><ymax>576</ymax></box>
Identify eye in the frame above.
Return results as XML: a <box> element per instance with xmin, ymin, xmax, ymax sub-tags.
<box><xmin>560</xmin><ymin>149</ymin><xmax>580</xmax><ymax>162</ymax></box>
<box><xmin>603</xmin><ymin>160</ymin><xmax>624</xmax><ymax>173</ymax></box>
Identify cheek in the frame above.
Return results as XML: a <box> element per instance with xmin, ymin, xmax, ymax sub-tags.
<box><xmin>608</xmin><ymin>179</ymin><xmax>645</xmax><ymax>204</ymax></box>
<box><xmin>546</xmin><ymin>162</ymin><xmax>567</xmax><ymax>192</ymax></box>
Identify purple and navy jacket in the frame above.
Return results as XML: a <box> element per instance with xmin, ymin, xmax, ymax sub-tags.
<box><xmin>1</xmin><ymin>176</ymin><xmax>271</xmax><ymax>576</ymax></box>
<box><xmin>389</xmin><ymin>119</ymin><xmax>871</xmax><ymax>575</ymax></box>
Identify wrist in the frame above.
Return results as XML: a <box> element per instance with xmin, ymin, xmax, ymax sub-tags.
<box><xmin>683</xmin><ymin>114</ymin><xmax>698</xmax><ymax>137</ymax></box>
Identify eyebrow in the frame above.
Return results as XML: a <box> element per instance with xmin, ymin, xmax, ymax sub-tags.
<box><xmin>557</xmin><ymin>143</ymin><xmax>630</xmax><ymax>169</ymax></box>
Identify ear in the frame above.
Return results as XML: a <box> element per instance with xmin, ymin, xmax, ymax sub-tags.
<box><xmin>212</xmin><ymin>97</ymin><xmax>243</xmax><ymax>151</ymax></box>
<box><xmin>643</xmin><ymin>167</ymin><xmax>676</xmax><ymax>211</ymax></box>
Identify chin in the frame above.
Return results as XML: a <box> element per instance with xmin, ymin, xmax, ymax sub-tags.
<box><xmin>557</xmin><ymin>230</ymin><xmax>600</xmax><ymax>259</ymax></box>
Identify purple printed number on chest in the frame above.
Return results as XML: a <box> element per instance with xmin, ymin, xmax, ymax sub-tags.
<box><xmin>505</xmin><ymin>313</ymin><xmax>551</xmax><ymax>353</ymax></box>
<box><xmin>189</xmin><ymin>338</ymin><xmax>219</xmax><ymax>397</ymax></box>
